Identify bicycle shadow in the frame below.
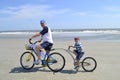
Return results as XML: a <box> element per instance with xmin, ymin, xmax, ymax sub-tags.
<box><xmin>60</xmin><ymin>69</ymin><xmax>86</xmax><ymax>74</ymax></box>
<box><xmin>9</xmin><ymin>66</ymin><xmax>52</xmax><ymax>73</ymax></box>
<box><xmin>9</xmin><ymin>66</ymin><xmax>87</xmax><ymax>74</ymax></box>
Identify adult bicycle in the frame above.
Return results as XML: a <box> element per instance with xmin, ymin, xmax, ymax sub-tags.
<box><xmin>20</xmin><ymin>41</ymin><xmax>65</xmax><ymax>72</ymax></box>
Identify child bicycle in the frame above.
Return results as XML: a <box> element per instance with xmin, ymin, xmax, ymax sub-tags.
<box><xmin>20</xmin><ymin>41</ymin><xmax>65</xmax><ymax>72</ymax></box>
<box><xmin>52</xmin><ymin>47</ymin><xmax>97</xmax><ymax>72</ymax></box>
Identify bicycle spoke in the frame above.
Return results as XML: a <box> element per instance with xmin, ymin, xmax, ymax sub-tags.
<box><xmin>20</xmin><ymin>52</ymin><xmax>35</xmax><ymax>70</ymax></box>
<box><xmin>47</xmin><ymin>52</ymin><xmax>65</xmax><ymax>72</ymax></box>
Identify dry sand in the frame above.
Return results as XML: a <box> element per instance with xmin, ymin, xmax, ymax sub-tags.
<box><xmin>0</xmin><ymin>39</ymin><xmax>120</xmax><ymax>80</ymax></box>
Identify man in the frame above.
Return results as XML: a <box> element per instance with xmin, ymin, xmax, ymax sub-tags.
<box><xmin>29</xmin><ymin>20</ymin><xmax>53</xmax><ymax>65</ymax></box>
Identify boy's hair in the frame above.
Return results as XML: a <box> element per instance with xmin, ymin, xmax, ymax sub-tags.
<box><xmin>74</xmin><ymin>37</ymin><xmax>79</xmax><ymax>40</ymax></box>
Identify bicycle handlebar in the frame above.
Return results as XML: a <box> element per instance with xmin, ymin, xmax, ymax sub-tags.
<box><xmin>29</xmin><ymin>39</ymin><xmax>41</xmax><ymax>44</ymax></box>
<box><xmin>68</xmin><ymin>46</ymin><xmax>71</xmax><ymax>50</ymax></box>
<box><xmin>29</xmin><ymin>39</ymin><xmax>32</xmax><ymax>44</ymax></box>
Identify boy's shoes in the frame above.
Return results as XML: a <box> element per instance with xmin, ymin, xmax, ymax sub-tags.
<box><xmin>74</xmin><ymin>66</ymin><xmax>80</xmax><ymax>71</ymax></box>
<box><xmin>34</xmin><ymin>60</ymin><xmax>42</xmax><ymax>65</ymax></box>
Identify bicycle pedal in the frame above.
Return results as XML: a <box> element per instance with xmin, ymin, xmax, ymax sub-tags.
<box><xmin>42</xmin><ymin>60</ymin><xmax>47</xmax><ymax>65</ymax></box>
<box><xmin>42</xmin><ymin>65</ymin><xmax>47</xmax><ymax>67</ymax></box>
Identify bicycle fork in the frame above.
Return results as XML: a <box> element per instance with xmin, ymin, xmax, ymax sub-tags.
<box><xmin>26</xmin><ymin>51</ymin><xmax>33</xmax><ymax>62</ymax></box>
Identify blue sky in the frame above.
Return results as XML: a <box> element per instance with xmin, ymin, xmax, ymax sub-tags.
<box><xmin>0</xmin><ymin>0</ymin><xmax>120</xmax><ymax>31</ymax></box>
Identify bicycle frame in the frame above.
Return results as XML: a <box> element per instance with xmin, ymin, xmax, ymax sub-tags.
<box><xmin>26</xmin><ymin>42</ymin><xmax>76</xmax><ymax>65</ymax></box>
<box><xmin>21</xmin><ymin>42</ymin><xmax>66</xmax><ymax>72</ymax></box>
<box><xmin>51</xmin><ymin>48</ymin><xmax>75</xmax><ymax>62</ymax></box>
<box><xmin>26</xmin><ymin>44</ymin><xmax>49</xmax><ymax>62</ymax></box>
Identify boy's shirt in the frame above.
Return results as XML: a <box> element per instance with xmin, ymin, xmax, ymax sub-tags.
<box><xmin>74</xmin><ymin>42</ymin><xmax>83</xmax><ymax>52</ymax></box>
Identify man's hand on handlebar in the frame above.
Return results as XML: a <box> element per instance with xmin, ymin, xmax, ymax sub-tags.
<box><xmin>29</xmin><ymin>38</ymin><xmax>32</xmax><ymax>44</ymax></box>
<box><xmin>29</xmin><ymin>38</ymin><xmax>42</xmax><ymax>44</ymax></box>
<box><xmin>37</xmin><ymin>39</ymin><xmax>42</xmax><ymax>43</ymax></box>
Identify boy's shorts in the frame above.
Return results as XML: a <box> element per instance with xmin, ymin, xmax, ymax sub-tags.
<box><xmin>41</xmin><ymin>41</ymin><xmax>53</xmax><ymax>51</ymax></box>
<box><xmin>74</xmin><ymin>50</ymin><xmax>84</xmax><ymax>60</ymax></box>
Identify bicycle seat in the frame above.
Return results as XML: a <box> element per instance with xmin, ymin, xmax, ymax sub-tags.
<box><xmin>50</xmin><ymin>49</ymin><xmax>55</xmax><ymax>51</ymax></box>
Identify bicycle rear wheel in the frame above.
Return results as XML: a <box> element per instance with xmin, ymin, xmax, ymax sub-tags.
<box><xmin>20</xmin><ymin>51</ymin><xmax>35</xmax><ymax>70</ymax></box>
<box><xmin>82</xmin><ymin>57</ymin><xmax>97</xmax><ymax>72</ymax></box>
<box><xmin>47</xmin><ymin>52</ymin><xmax>65</xmax><ymax>72</ymax></box>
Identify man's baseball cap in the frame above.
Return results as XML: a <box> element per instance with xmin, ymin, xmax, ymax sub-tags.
<box><xmin>40</xmin><ymin>20</ymin><xmax>46</xmax><ymax>24</ymax></box>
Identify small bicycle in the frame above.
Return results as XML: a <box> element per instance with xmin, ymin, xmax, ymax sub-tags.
<box><xmin>20</xmin><ymin>41</ymin><xmax>65</xmax><ymax>72</ymax></box>
<box><xmin>52</xmin><ymin>47</ymin><xmax>97</xmax><ymax>72</ymax></box>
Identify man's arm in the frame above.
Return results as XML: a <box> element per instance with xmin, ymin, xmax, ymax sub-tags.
<box><xmin>29</xmin><ymin>32</ymin><xmax>41</xmax><ymax>40</ymax></box>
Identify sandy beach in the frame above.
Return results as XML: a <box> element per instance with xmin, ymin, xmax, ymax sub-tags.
<box><xmin>0</xmin><ymin>37</ymin><xmax>120</xmax><ymax>80</ymax></box>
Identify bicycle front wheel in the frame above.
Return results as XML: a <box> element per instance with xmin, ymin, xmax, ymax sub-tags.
<box><xmin>47</xmin><ymin>52</ymin><xmax>65</xmax><ymax>72</ymax></box>
<box><xmin>82</xmin><ymin>57</ymin><xmax>97</xmax><ymax>72</ymax></box>
<box><xmin>20</xmin><ymin>51</ymin><xmax>35</xmax><ymax>70</ymax></box>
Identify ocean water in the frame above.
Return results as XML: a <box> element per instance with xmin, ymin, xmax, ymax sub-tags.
<box><xmin>52</xmin><ymin>32</ymin><xmax>120</xmax><ymax>41</ymax></box>
<box><xmin>0</xmin><ymin>29</ymin><xmax>120</xmax><ymax>41</ymax></box>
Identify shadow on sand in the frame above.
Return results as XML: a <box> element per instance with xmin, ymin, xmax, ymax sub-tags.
<box><xmin>9</xmin><ymin>66</ymin><xmax>87</xmax><ymax>74</ymax></box>
<box><xmin>9</xmin><ymin>66</ymin><xmax>52</xmax><ymax>73</ymax></box>
<box><xmin>60</xmin><ymin>69</ymin><xmax>86</xmax><ymax>74</ymax></box>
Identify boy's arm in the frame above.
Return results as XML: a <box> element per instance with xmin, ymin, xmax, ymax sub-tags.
<box><xmin>69</xmin><ymin>46</ymin><xmax>74</xmax><ymax>49</ymax></box>
<box><xmin>80</xmin><ymin>47</ymin><xmax>82</xmax><ymax>52</ymax></box>
<box><xmin>69</xmin><ymin>46</ymin><xmax>74</xmax><ymax>47</ymax></box>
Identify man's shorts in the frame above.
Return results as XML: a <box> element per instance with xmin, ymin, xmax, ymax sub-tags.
<box><xmin>74</xmin><ymin>50</ymin><xmax>84</xmax><ymax>60</ymax></box>
<box><xmin>41</xmin><ymin>42</ymin><xmax>53</xmax><ymax>51</ymax></box>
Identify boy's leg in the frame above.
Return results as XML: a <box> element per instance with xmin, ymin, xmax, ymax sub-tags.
<box><xmin>76</xmin><ymin>53</ymin><xmax>80</xmax><ymax>66</ymax></box>
<box><xmin>74</xmin><ymin>52</ymin><xmax>80</xmax><ymax>70</ymax></box>
<box><xmin>77</xmin><ymin>52</ymin><xmax>84</xmax><ymax>66</ymax></box>
<box><xmin>74</xmin><ymin>58</ymin><xmax>80</xmax><ymax>71</ymax></box>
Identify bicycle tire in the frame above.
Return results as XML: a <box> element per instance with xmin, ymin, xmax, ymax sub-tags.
<box><xmin>82</xmin><ymin>57</ymin><xmax>97</xmax><ymax>72</ymax></box>
<box><xmin>20</xmin><ymin>51</ymin><xmax>35</xmax><ymax>70</ymax></box>
<box><xmin>47</xmin><ymin>52</ymin><xmax>65</xmax><ymax>72</ymax></box>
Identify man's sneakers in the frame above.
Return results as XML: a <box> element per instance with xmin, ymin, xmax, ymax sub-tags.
<box><xmin>34</xmin><ymin>59</ymin><xmax>42</xmax><ymax>65</ymax></box>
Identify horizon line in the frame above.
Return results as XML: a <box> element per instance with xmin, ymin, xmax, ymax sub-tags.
<box><xmin>0</xmin><ymin>28</ymin><xmax>120</xmax><ymax>32</ymax></box>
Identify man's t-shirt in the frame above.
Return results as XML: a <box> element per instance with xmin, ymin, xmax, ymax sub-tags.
<box><xmin>40</xmin><ymin>26</ymin><xmax>53</xmax><ymax>43</ymax></box>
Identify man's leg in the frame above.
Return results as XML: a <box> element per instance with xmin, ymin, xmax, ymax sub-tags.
<box><xmin>36</xmin><ymin>45</ymin><xmax>43</xmax><ymax>60</ymax></box>
<box><xmin>34</xmin><ymin>45</ymin><xmax>43</xmax><ymax>65</ymax></box>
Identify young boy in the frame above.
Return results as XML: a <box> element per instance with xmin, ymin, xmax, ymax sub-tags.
<box><xmin>69</xmin><ymin>37</ymin><xmax>84</xmax><ymax>70</ymax></box>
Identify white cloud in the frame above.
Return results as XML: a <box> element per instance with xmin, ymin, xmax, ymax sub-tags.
<box><xmin>0</xmin><ymin>4</ymin><xmax>70</xmax><ymax>20</ymax></box>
